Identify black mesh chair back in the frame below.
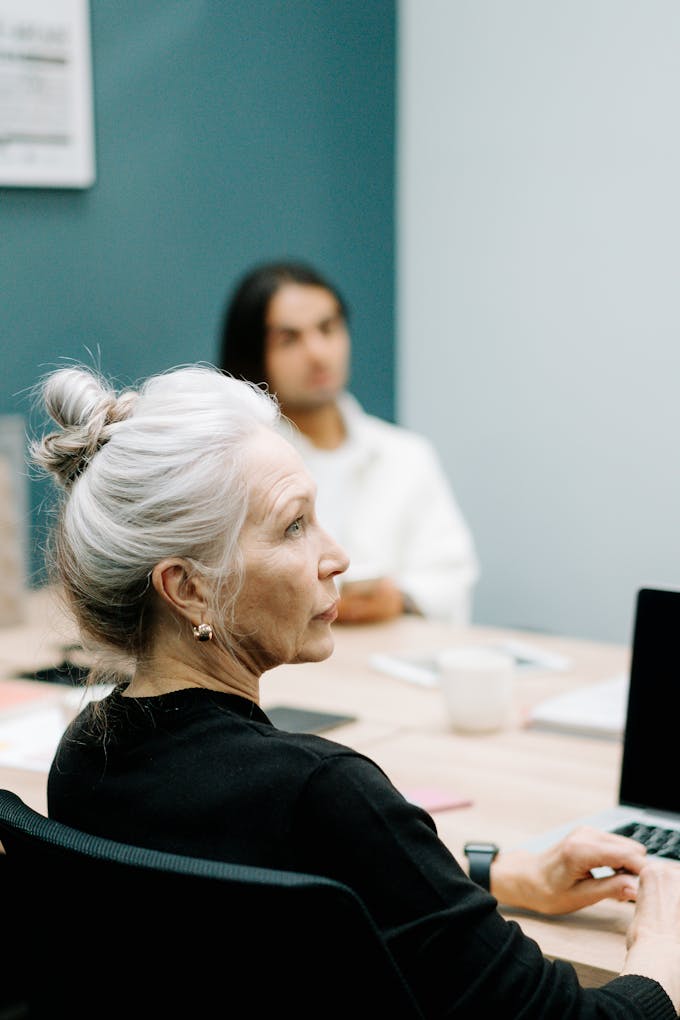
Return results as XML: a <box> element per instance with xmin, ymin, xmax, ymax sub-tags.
<box><xmin>0</xmin><ymin>788</ymin><xmax>423</xmax><ymax>1019</ymax></box>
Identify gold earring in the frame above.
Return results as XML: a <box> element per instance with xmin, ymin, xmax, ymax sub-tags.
<box><xmin>192</xmin><ymin>622</ymin><xmax>214</xmax><ymax>642</ymax></box>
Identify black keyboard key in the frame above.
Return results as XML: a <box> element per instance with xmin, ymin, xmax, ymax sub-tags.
<box><xmin>656</xmin><ymin>835</ymin><xmax>680</xmax><ymax>860</ymax></box>
<box><xmin>612</xmin><ymin>822</ymin><xmax>680</xmax><ymax>859</ymax></box>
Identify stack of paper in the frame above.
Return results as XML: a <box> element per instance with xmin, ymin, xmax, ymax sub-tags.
<box><xmin>0</xmin><ymin>704</ymin><xmax>66</xmax><ymax>772</ymax></box>
<box><xmin>0</xmin><ymin>678</ymin><xmax>63</xmax><ymax>717</ymax></box>
<box><xmin>0</xmin><ymin>681</ymin><xmax>113</xmax><ymax>772</ymax></box>
<box><xmin>527</xmin><ymin>674</ymin><xmax>628</xmax><ymax>740</ymax></box>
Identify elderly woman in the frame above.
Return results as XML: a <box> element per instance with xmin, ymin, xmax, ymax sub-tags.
<box><xmin>33</xmin><ymin>363</ymin><xmax>680</xmax><ymax>1019</ymax></box>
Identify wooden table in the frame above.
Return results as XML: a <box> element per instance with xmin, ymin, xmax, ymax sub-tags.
<box><xmin>0</xmin><ymin>588</ymin><xmax>631</xmax><ymax>986</ymax></box>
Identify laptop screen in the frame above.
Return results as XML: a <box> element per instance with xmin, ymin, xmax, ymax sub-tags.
<box><xmin>619</xmin><ymin>587</ymin><xmax>680</xmax><ymax>814</ymax></box>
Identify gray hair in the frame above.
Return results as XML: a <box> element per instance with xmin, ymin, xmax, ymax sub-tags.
<box><xmin>31</xmin><ymin>363</ymin><xmax>280</xmax><ymax>671</ymax></box>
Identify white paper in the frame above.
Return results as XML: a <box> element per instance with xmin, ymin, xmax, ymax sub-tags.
<box><xmin>527</xmin><ymin>673</ymin><xmax>628</xmax><ymax>740</ymax></box>
<box><xmin>369</xmin><ymin>640</ymin><xmax>571</xmax><ymax>689</ymax></box>
<box><xmin>0</xmin><ymin>682</ymin><xmax>112</xmax><ymax>771</ymax></box>
<box><xmin>0</xmin><ymin>704</ymin><xmax>65</xmax><ymax>771</ymax></box>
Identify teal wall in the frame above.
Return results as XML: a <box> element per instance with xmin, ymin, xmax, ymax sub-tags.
<box><xmin>0</xmin><ymin>1</ymin><xmax>396</xmax><ymax>583</ymax></box>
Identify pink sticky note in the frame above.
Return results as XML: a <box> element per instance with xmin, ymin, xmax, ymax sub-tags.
<box><xmin>402</xmin><ymin>786</ymin><xmax>473</xmax><ymax>813</ymax></box>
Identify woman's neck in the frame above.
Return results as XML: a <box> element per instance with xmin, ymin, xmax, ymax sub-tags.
<box><xmin>125</xmin><ymin>645</ymin><xmax>261</xmax><ymax>704</ymax></box>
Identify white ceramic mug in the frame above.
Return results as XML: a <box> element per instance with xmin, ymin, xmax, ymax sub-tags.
<box><xmin>436</xmin><ymin>646</ymin><xmax>515</xmax><ymax>733</ymax></box>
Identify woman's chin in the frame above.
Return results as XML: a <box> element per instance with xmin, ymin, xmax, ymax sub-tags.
<box><xmin>293</xmin><ymin>634</ymin><xmax>335</xmax><ymax>664</ymax></box>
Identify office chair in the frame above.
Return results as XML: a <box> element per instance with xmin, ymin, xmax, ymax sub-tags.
<box><xmin>0</xmin><ymin>789</ymin><xmax>423</xmax><ymax>1019</ymax></box>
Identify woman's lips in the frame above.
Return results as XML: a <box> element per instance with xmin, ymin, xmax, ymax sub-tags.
<box><xmin>314</xmin><ymin>602</ymin><xmax>339</xmax><ymax>623</ymax></box>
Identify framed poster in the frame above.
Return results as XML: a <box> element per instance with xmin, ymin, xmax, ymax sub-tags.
<box><xmin>0</xmin><ymin>0</ymin><xmax>95</xmax><ymax>188</ymax></box>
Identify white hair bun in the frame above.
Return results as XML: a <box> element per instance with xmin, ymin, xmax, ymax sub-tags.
<box><xmin>32</xmin><ymin>367</ymin><xmax>137</xmax><ymax>489</ymax></box>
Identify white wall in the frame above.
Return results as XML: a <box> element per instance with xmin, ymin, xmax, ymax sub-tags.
<box><xmin>398</xmin><ymin>0</ymin><xmax>680</xmax><ymax>642</ymax></box>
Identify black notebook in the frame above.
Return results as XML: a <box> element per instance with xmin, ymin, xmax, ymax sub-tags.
<box><xmin>266</xmin><ymin>705</ymin><xmax>356</xmax><ymax>734</ymax></box>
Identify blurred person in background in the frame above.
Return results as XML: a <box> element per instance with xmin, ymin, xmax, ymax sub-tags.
<box><xmin>218</xmin><ymin>259</ymin><xmax>478</xmax><ymax>625</ymax></box>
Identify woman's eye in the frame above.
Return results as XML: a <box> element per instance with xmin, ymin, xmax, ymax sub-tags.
<box><xmin>286</xmin><ymin>516</ymin><xmax>304</xmax><ymax>537</ymax></box>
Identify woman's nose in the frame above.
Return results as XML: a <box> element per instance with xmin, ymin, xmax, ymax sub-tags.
<box><xmin>319</xmin><ymin>532</ymin><xmax>350</xmax><ymax>579</ymax></box>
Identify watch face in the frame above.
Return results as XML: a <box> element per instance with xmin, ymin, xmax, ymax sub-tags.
<box><xmin>465</xmin><ymin>842</ymin><xmax>498</xmax><ymax>854</ymax></box>
<box><xmin>464</xmin><ymin>842</ymin><xmax>498</xmax><ymax>892</ymax></box>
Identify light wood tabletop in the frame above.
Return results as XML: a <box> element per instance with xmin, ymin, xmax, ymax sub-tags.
<box><xmin>0</xmin><ymin>587</ymin><xmax>632</xmax><ymax>986</ymax></box>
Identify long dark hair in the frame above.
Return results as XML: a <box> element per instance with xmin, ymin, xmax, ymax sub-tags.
<box><xmin>218</xmin><ymin>260</ymin><xmax>349</xmax><ymax>385</ymax></box>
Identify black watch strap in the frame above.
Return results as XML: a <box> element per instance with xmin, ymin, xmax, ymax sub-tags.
<box><xmin>464</xmin><ymin>842</ymin><xmax>499</xmax><ymax>891</ymax></box>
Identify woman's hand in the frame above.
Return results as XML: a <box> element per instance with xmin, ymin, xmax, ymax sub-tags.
<box><xmin>622</xmin><ymin>858</ymin><xmax>680</xmax><ymax>1012</ymax></box>
<box><xmin>490</xmin><ymin>825</ymin><xmax>647</xmax><ymax>914</ymax></box>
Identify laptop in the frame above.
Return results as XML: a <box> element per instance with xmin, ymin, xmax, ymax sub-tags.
<box><xmin>519</xmin><ymin>587</ymin><xmax>680</xmax><ymax>864</ymax></box>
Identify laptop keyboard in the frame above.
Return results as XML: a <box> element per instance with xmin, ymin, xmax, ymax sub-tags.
<box><xmin>613</xmin><ymin>822</ymin><xmax>680</xmax><ymax>860</ymax></box>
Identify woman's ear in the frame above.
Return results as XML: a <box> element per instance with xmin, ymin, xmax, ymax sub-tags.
<box><xmin>151</xmin><ymin>559</ymin><xmax>209</xmax><ymax>628</ymax></box>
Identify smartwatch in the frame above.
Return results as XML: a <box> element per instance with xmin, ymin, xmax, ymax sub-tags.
<box><xmin>464</xmin><ymin>842</ymin><xmax>499</xmax><ymax>891</ymax></box>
